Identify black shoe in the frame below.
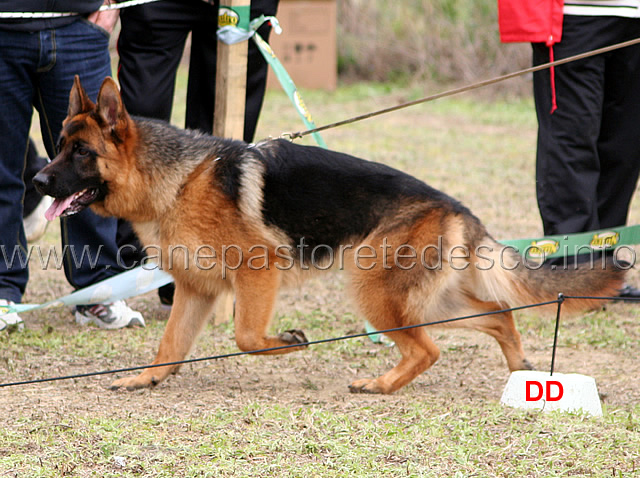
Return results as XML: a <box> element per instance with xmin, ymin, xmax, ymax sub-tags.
<box><xmin>616</xmin><ymin>284</ymin><xmax>640</xmax><ymax>301</ymax></box>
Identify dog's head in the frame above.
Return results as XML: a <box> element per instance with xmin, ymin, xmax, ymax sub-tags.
<box><xmin>34</xmin><ymin>76</ymin><xmax>133</xmax><ymax>220</ymax></box>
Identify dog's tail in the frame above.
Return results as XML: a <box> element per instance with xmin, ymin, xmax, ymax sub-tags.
<box><xmin>472</xmin><ymin>237</ymin><xmax>626</xmax><ymax>312</ymax></box>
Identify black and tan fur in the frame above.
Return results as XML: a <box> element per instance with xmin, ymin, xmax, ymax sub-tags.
<box><xmin>34</xmin><ymin>77</ymin><xmax>625</xmax><ymax>394</ymax></box>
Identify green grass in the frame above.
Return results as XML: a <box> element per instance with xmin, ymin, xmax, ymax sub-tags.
<box><xmin>2</xmin><ymin>401</ymin><xmax>639</xmax><ymax>477</ymax></box>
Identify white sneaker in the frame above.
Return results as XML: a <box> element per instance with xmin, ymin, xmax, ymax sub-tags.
<box><xmin>74</xmin><ymin>300</ymin><xmax>145</xmax><ymax>329</ymax></box>
<box><xmin>23</xmin><ymin>196</ymin><xmax>53</xmax><ymax>242</ymax></box>
<box><xmin>0</xmin><ymin>299</ymin><xmax>25</xmax><ymax>332</ymax></box>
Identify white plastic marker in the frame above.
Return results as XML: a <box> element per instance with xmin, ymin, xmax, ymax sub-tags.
<box><xmin>500</xmin><ymin>370</ymin><xmax>603</xmax><ymax>417</ymax></box>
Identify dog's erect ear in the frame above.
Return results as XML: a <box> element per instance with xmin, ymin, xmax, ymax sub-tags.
<box><xmin>96</xmin><ymin>77</ymin><xmax>127</xmax><ymax>129</ymax></box>
<box><xmin>68</xmin><ymin>75</ymin><xmax>95</xmax><ymax>118</ymax></box>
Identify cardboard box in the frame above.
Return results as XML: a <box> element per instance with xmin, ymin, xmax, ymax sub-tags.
<box><xmin>266</xmin><ymin>0</ymin><xmax>337</xmax><ymax>90</ymax></box>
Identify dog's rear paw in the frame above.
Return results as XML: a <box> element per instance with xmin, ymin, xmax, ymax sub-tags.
<box><xmin>348</xmin><ymin>378</ymin><xmax>385</xmax><ymax>394</ymax></box>
<box><xmin>521</xmin><ymin>358</ymin><xmax>535</xmax><ymax>370</ymax></box>
<box><xmin>278</xmin><ymin>329</ymin><xmax>308</xmax><ymax>346</ymax></box>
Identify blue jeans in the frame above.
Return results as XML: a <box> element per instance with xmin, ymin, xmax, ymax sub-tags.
<box><xmin>0</xmin><ymin>19</ymin><xmax>122</xmax><ymax>303</ymax></box>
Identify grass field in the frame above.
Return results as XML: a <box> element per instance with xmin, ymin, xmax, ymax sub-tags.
<box><xmin>2</xmin><ymin>75</ymin><xmax>640</xmax><ymax>477</ymax></box>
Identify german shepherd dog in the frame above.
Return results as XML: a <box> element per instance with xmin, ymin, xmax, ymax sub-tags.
<box><xmin>34</xmin><ymin>77</ymin><xmax>625</xmax><ymax>394</ymax></box>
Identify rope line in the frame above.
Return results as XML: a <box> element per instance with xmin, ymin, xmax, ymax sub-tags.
<box><xmin>0</xmin><ymin>298</ymin><xmax>563</xmax><ymax>389</ymax></box>
<box><xmin>287</xmin><ymin>36</ymin><xmax>640</xmax><ymax>140</ymax></box>
<box><xmin>6</xmin><ymin>294</ymin><xmax>635</xmax><ymax>389</ymax></box>
<box><xmin>562</xmin><ymin>295</ymin><xmax>640</xmax><ymax>301</ymax></box>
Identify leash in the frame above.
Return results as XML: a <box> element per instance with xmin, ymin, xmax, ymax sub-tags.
<box><xmin>0</xmin><ymin>263</ymin><xmax>171</xmax><ymax>317</ymax></box>
<box><xmin>500</xmin><ymin>225</ymin><xmax>640</xmax><ymax>262</ymax></box>
<box><xmin>218</xmin><ymin>14</ymin><xmax>328</xmax><ymax>148</ymax></box>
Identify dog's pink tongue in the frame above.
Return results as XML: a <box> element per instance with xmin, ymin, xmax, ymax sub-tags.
<box><xmin>45</xmin><ymin>196</ymin><xmax>75</xmax><ymax>221</ymax></box>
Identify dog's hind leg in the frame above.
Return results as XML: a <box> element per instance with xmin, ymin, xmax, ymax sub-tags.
<box><xmin>346</xmin><ymin>257</ymin><xmax>442</xmax><ymax>394</ymax></box>
<box><xmin>233</xmin><ymin>268</ymin><xmax>309</xmax><ymax>354</ymax></box>
<box><xmin>459</xmin><ymin>297</ymin><xmax>533</xmax><ymax>372</ymax></box>
<box><xmin>110</xmin><ymin>284</ymin><xmax>217</xmax><ymax>390</ymax></box>
<box><xmin>349</xmin><ymin>325</ymin><xmax>440</xmax><ymax>394</ymax></box>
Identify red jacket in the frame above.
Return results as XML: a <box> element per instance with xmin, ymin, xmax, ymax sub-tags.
<box><xmin>498</xmin><ymin>0</ymin><xmax>564</xmax><ymax>112</ymax></box>
<box><xmin>498</xmin><ymin>0</ymin><xmax>564</xmax><ymax>45</ymax></box>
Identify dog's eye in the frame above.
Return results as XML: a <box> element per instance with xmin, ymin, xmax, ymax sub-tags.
<box><xmin>73</xmin><ymin>144</ymin><xmax>91</xmax><ymax>158</ymax></box>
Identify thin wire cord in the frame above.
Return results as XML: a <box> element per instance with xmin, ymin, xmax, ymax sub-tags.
<box><xmin>0</xmin><ymin>299</ymin><xmax>563</xmax><ymax>388</ymax></box>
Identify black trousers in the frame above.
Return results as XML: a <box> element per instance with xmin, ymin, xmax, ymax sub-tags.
<box><xmin>116</xmin><ymin>0</ymin><xmax>278</xmax><ymax>265</ymax></box>
<box><xmin>532</xmin><ymin>15</ymin><xmax>640</xmax><ymax>236</ymax></box>
<box><xmin>117</xmin><ymin>0</ymin><xmax>278</xmax><ymax>140</ymax></box>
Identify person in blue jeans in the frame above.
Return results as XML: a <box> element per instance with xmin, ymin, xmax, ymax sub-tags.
<box><xmin>0</xmin><ymin>0</ymin><xmax>144</xmax><ymax>331</ymax></box>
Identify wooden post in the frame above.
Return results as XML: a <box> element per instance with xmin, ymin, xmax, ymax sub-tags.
<box><xmin>212</xmin><ymin>0</ymin><xmax>251</xmax><ymax>324</ymax></box>
<box><xmin>214</xmin><ymin>0</ymin><xmax>250</xmax><ymax>138</ymax></box>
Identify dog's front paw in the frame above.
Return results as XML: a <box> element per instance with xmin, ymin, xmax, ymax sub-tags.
<box><xmin>110</xmin><ymin>374</ymin><xmax>158</xmax><ymax>391</ymax></box>
<box><xmin>278</xmin><ymin>329</ymin><xmax>309</xmax><ymax>346</ymax></box>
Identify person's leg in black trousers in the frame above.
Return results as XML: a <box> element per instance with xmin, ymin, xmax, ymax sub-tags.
<box><xmin>244</xmin><ymin>0</ymin><xmax>279</xmax><ymax>141</ymax></box>
<box><xmin>595</xmin><ymin>20</ymin><xmax>640</xmax><ymax>229</ymax></box>
<box><xmin>532</xmin><ymin>15</ymin><xmax>640</xmax><ymax>295</ymax></box>
<box><xmin>185</xmin><ymin>3</ymin><xmax>218</xmax><ymax>134</ymax></box>
<box><xmin>186</xmin><ymin>0</ymin><xmax>279</xmax><ymax>140</ymax></box>
<box><xmin>117</xmin><ymin>0</ymin><xmax>280</xmax><ymax>305</ymax></box>
<box><xmin>533</xmin><ymin>16</ymin><xmax>608</xmax><ymax>237</ymax></box>
<box><xmin>117</xmin><ymin>0</ymin><xmax>203</xmax><ymax>304</ymax></box>
<box><xmin>118</xmin><ymin>0</ymin><xmax>198</xmax><ymax>122</ymax></box>
<box><xmin>534</xmin><ymin>15</ymin><xmax>640</xmax><ymax>236</ymax></box>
